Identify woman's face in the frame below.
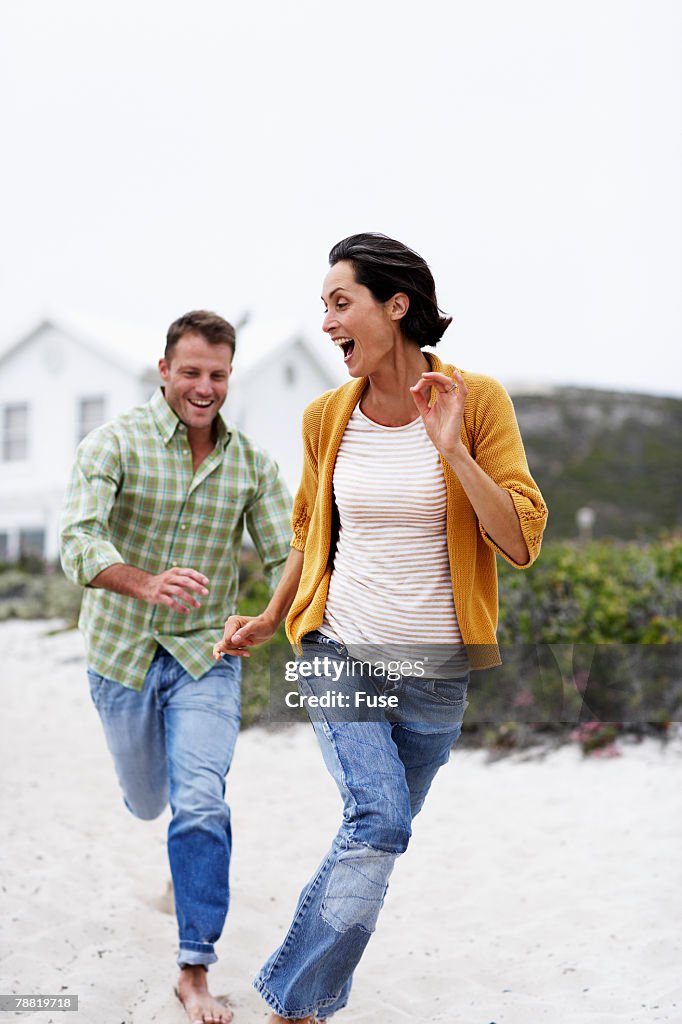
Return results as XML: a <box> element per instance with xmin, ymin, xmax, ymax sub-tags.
<box><xmin>321</xmin><ymin>260</ymin><xmax>401</xmax><ymax>377</ymax></box>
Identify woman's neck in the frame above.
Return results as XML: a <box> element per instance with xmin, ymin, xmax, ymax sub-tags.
<box><xmin>360</xmin><ymin>344</ymin><xmax>431</xmax><ymax>426</ymax></box>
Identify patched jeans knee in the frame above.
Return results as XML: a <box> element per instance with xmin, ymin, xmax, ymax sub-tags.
<box><xmin>321</xmin><ymin>843</ymin><xmax>398</xmax><ymax>934</ymax></box>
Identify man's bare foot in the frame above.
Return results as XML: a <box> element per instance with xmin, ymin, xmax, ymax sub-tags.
<box><xmin>175</xmin><ymin>965</ymin><xmax>233</xmax><ymax>1024</ymax></box>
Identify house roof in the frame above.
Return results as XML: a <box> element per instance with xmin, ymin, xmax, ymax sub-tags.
<box><xmin>0</xmin><ymin>313</ymin><xmax>346</xmax><ymax>386</ymax></box>
<box><xmin>0</xmin><ymin>313</ymin><xmax>161</xmax><ymax>377</ymax></box>
<box><xmin>232</xmin><ymin>319</ymin><xmax>345</xmax><ymax>387</ymax></box>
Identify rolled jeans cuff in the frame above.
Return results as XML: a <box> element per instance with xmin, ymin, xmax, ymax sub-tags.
<box><xmin>178</xmin><ymin>941</ymin><xmax>218</xmax><ymax>968</ymax></box>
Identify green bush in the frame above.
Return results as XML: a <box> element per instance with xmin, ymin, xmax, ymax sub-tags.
<box><xmin>0</xmin><ymin>566</ymin><xmax>82</xmax><ymax>624</ymax></box>
<box><xmin>479</xmin><ymin>534</ymin><xmax>682</xmax><ymax>752</ymax></box>
<box><xmin>497</xmin><ymin>533</ymin><xmax>682</xmax><ymax>644</ymax></box>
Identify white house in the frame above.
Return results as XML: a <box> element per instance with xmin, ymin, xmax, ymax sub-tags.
<box><xmin>0</xmin><ymin>315</ymin><xmax>343</xmax><ymax>563</ymax></box>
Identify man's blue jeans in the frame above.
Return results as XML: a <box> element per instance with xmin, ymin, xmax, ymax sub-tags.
<box><xmin>254</xmin><ymin>632</ymin><xmax>468</xmax><ymax>1020</ymax></box>
<box><xmin>87</xmin><ymin>646</ymin><xmax>241</xmax><ymax>967</ymax></box>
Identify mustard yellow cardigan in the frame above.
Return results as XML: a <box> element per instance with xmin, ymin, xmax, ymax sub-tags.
<box><xmin>286</xmin><ymin>352</ymin><xmax>548</xmax><ymax>665</ymax></box>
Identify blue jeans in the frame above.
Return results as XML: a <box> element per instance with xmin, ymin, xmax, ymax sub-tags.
<box><xmin>254</xmin><ymin>632</ymin><xmax>468</xmax><ymax>1019</ymax></box>
<box><xmin>87</xmin><ymin>646</ymin><xmax>241</xmax><ymax>967</ymax></box>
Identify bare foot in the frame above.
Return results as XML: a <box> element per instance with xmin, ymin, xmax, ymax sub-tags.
<box><xmin>175</xmin><ymin>965</ymin><xmax>233</xmax><ymax>1023</ymax></box>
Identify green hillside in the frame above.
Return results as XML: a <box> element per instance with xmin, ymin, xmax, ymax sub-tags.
<box><xmin>512</xmin><ymin>387</ymin><xmax>682</xmax><ymax>540</ymax></box>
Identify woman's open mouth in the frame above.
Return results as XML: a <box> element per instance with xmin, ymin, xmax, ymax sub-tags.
<box><xmin>334</xmin><ymin>338</ymin><xmax>356</xmax><ymax>363</ymax></box>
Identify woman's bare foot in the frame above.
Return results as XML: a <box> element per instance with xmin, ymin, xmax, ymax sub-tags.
<box><xmin>175</xmin><ymin>965</ymin><xmax>233</xmax><ymax>1023</ymax></box>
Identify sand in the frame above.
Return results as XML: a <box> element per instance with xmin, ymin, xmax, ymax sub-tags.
<box><xmin>0</xmin><ymin>619</ymin><xmax>680</xmax><ymax>1024</ymax></box>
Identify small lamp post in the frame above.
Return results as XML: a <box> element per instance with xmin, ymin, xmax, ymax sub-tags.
<box><xmin>576</xmin><ymin>505</ymin><xmax>595</xmax><ymax>542</ymax></box>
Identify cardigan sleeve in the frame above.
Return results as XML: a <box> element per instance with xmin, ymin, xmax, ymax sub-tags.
<box><xmin>468</xmin><ymin>377</ymin><xmax>548</xmax><ymax>568</ymax></box>
<box><xmin>290</xmin><ymin>395</ymin><xmax>325</xmax><ymax>551</ymax></box>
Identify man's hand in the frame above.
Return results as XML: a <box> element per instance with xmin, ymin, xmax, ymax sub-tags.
<box><xmin>91</xmin><ymin>564</ymin><xmax>209</xmax><ymax>612</ymax></box>
<box><xmin>213</xmin><ymin>613</ymin><xmax>278</xmax><ymax>659</ymax></box>
<box><xmin>141</xmin><ymin>567</ymin><xmax>210</xmax><ymax>613</ymax></box>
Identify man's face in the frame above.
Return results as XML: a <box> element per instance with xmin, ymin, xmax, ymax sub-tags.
<box><xmin>158</xmin><ymin>331</ymin><xmax>233</xmax><ymax>430</ymax></box>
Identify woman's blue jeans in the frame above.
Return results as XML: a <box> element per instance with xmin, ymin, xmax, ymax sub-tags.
<box><xmin>87</xmin><ymin>646</ymin><xmax>241</xmax><ymax>967</ymax></box>
<box><xmin>254</xmin><ymin>632</ymin><xmax>468</xmax><ymax>1020</ymax></box>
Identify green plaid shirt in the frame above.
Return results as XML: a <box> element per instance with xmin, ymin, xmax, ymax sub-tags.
<box><xmin>60</xmin><ymin>388</ymin><xmax>292</xmax><ymax>689</ymax></box>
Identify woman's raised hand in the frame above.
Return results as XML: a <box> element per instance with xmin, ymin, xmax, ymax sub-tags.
<box><xmin>410</xmin><ymin>370</ymin><xmax>468</xmax><ymax>460</ymax></box>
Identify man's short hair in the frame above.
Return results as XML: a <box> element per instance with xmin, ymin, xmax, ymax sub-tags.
<box><xmin>165</xmin><ymin>310</ymin><xmax>236</xmax><ymax>361</ymax></box>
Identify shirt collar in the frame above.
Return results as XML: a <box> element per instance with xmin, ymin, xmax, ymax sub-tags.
<box><xmin>150</xmin><ymin>387</ymin><xmax>231</xmax><ymax>448</ymax></box>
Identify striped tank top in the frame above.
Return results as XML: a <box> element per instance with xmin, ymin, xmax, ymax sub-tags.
<box><xmin>321</xmin><ymin>404</ymin><xmax>462</xmax><ymax>653</ymax></box>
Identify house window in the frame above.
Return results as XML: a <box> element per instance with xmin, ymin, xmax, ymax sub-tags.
<box><xmin>77</xmin><ymin>396</ymin><xmax>106</xmax><ymax>442</ymax></box>
<box><xmin>19</xmin><ymin>529</ymin><xmax>45</xmax><ymax>558</ymax></box>
<box><xmin>2</xmin><ymin>403</ymin><xmax>29</xmax><ymax>461</ymax></box>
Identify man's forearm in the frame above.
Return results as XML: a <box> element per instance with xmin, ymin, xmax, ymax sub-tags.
<box><xmin>90</xmin><ymin>563</ymin><xmax>210</xmax><ymax>613</ymax></box>
<box><xmin>90</xmin><ymin>563</ymin><xmax>153</xmax><ymax>600</ymax></box>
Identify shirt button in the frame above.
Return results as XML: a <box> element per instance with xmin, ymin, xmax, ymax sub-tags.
<box><xmin>180</xmin><ymin>524</ymin><xmax>186</xmax><ymax>531</ymax></box>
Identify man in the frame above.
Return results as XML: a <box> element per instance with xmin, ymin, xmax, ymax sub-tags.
<box><xmin>60</xmin><ymin>310</ymin><xmax>291</xmax><ymax>1024</ymax></box>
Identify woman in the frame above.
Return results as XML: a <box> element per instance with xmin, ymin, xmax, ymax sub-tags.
<box><xmin>214</xmin><ymin>233</ymin><xmax>548</xmax><ymax>1022</ymax></box>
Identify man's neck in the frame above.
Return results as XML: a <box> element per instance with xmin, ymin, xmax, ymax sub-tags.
<box><xmin>188</xmin><ymin>421</ymin><xmax>217</xmax><ymax>471</ymax></box>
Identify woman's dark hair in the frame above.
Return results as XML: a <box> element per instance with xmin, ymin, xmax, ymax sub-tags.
<box><xmin>328</xmin><ymin>233</ymin><xmax>452</xmax><ymax>347</ymax></box>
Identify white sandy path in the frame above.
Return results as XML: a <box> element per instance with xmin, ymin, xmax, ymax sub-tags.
<box><xmin>0</xmin><ymin>620</ymin><xmax>680</xmax><ymax>1024</ymax></box>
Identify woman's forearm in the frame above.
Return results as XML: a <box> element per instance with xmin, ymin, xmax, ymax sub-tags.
<box><xmin>261</xmin><ymin>547</ymin><xmax>305</xmax><ymax>628</ymax></box>
<box><xmin>443</xmin><ymin>442</ymin><xmax>529</xmax><ymax>565</ymax></box>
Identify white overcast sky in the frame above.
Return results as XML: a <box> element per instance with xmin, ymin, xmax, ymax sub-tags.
<box><xmin>1</xmin><ymin>0</ymin><xmax>680</xmax><ymax>395</ymax></box>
